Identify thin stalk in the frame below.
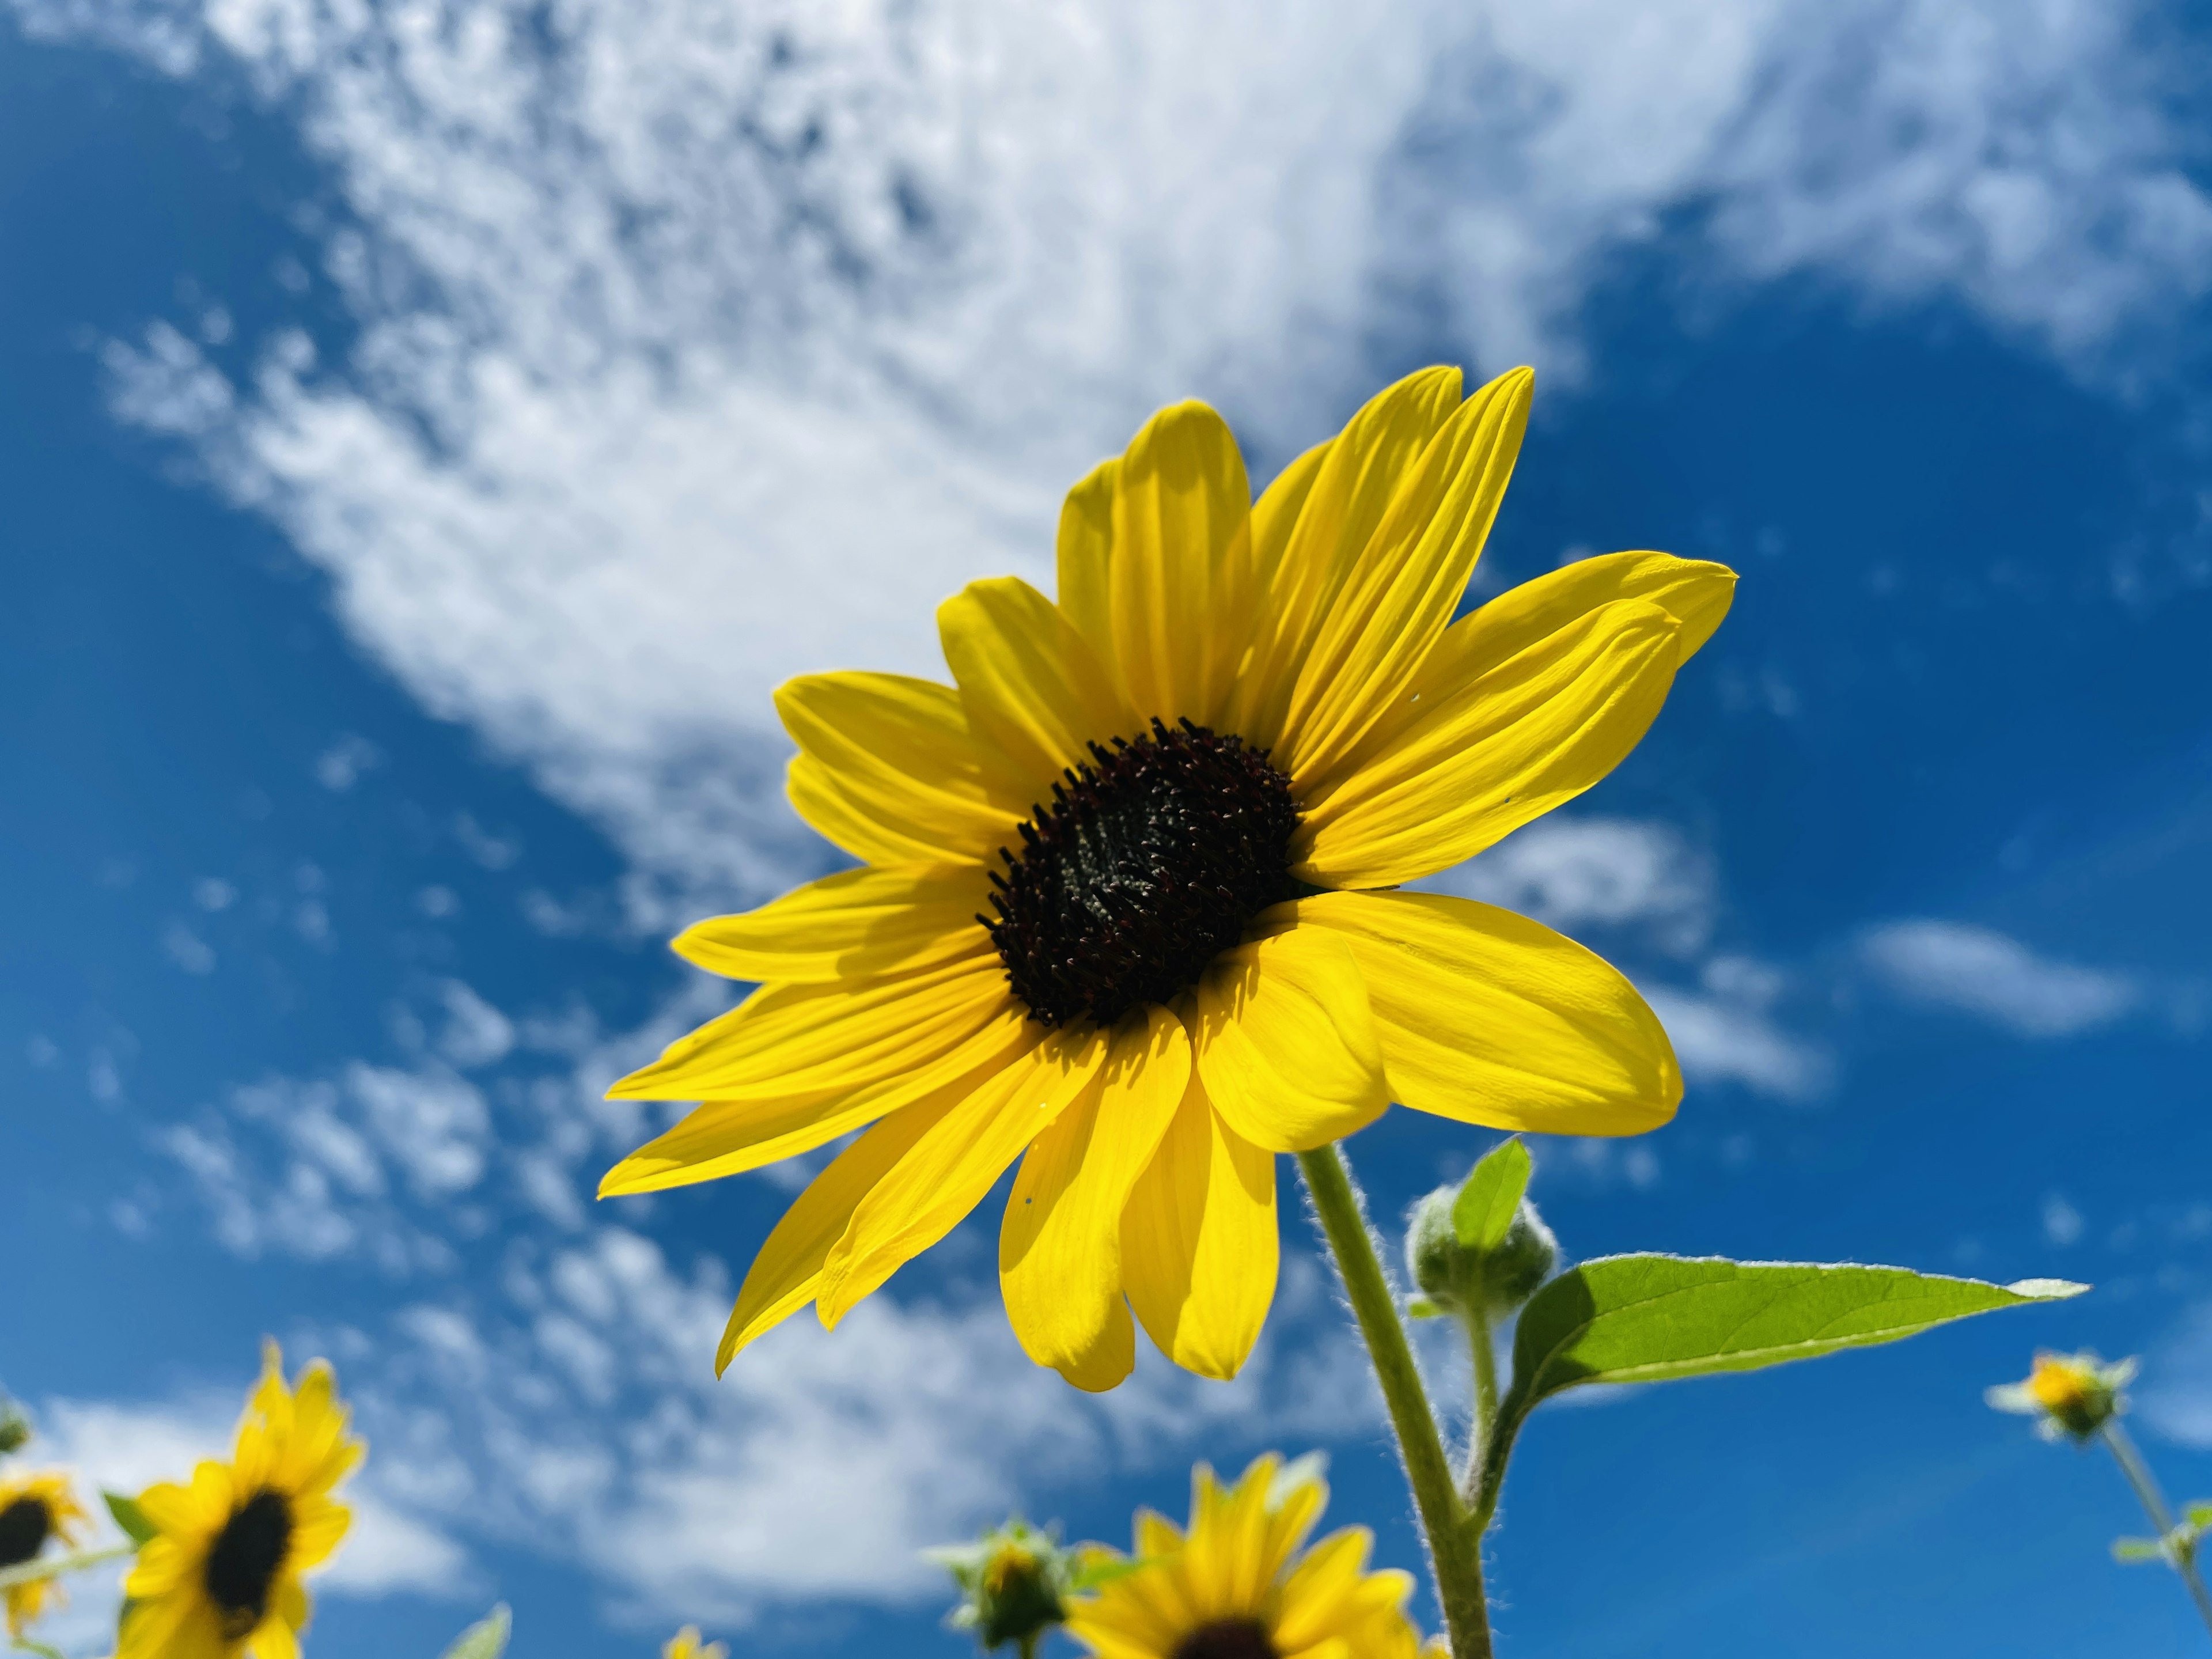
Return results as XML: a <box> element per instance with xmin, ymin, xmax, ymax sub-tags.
<box><xmin>1465</xmin><ymin>1301</ymin><xmax>1499</xmax><ymax>1489</ymax></box>
<box><xmin>1297</xmin><ymin>1144</ymin><xmax>1492</xmax><ymax>1659</ymax></box>
<box><xmin>2101</xmin><ymin>1422</ymin><xmax>2212</xmax><ymax>1637</ymax></box>
<box><xmin>0</xmin><ymin>1542</ymin><xmax>133</xmax><ymax>1593</ymax></box>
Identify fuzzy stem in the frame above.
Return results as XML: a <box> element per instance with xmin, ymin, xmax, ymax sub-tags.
<box><xmin>1297</xmin><ymin>1143</ymin><xmax>1492</xmax><ymax>1659</ymax></box>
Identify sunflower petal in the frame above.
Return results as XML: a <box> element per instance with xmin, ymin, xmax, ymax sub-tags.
<box><xmin>939</xmin><ymin>576</ymin><xmax>1137</xmax><ymax>784</ymax></box>
<box><xmin>1271</xmin><ymin>1528</ymin><xmax>1374</xmax><ymax>1652</ymax></box>
<box><xmin>599</xmin><ymin>1001</ymin><xmax>1034</xmax><ymax>1196</ymax></box>
<box><xmin>817</xmin><ymin>1028</ymin><xmax>1110</xmax><ymax>1323</ymax></box>
<box><xmin>778</xmin><ymin>672</ymin><xmax>1026</xmax><ymax>863</ymax></box>
<box><xmin>717</xmin><ymin>1082</ymin><xmax>972</xmax><ymax>1370</ymax></box>
<box><xmin>1298</xmin><ymin>597</ymin><xmax>1683</xmax><ymax>887</ymax></box>
<box><xmin>1297</xmin><ymin>891</ymin><xmax>1680</xmax><ymax>1135</ymax></box>
<box><xmin>1231</xmin><ymin>369</ymin><xmax>1462</xmax><ymax>747</ymax></box>
<box><xmin>1193</xmin><ymin>926</ymin><xmax>1388</xmax><ymax>1152</ymax></box>
<box><xmin>1058</xmin><ymin>402</ymin><xmax>1254</xmax><ymax>729</ymax></box>
<box><xmin>1279</xmin><ymin>366</ymin><xmax>1532</xmax><ymax>787</ymax></box>
<box><xmin>999</xmin><ymin>1006</ymin><xmax>1190</xmax><ymax>1391</ymax></box>
<box><xmin>1120</xmin><ymin>1075</ymin><xmax>1278</xmax><ymax>1380</ymax></box>
<box><xmin>606</xmin><ymin>954</ymin><xmax>1006</xmax><ymax>1104</ymax></box>
<box><xmin>673</xmin><ymin>864</ymin><xmax>988</xmax><ymax>984</ymax></box>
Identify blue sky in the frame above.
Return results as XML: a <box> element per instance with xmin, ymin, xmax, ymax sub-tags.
<box><xmin>4</xmin><ymin>2</ymin><xmax>2212</xmax><ymax>1656</ymax></box>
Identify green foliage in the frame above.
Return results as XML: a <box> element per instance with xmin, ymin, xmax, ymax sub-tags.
<box><xmin>0</xmin><ymin>1399</ymin><xmax>31</xmax><ymax>1456</ymax></box>
<box><xmin>2113</xmin><ymin>1537</ymin><xmax>2169</xmax><ymax>1565</ymax></box>
<box><xmin>1451</xmin><ymin>1139</ymin><xmax>1531</xmax><ymax>1252</ymax></box>
<box><xmin>0</xmin><ymin>1544</ymin><xmax>131</xmax><ymax>1594</ymax></box>
<box><xmin>103</xmin><ymin>1491</ymin><xmax>157</xmax><ymax>1547</ymax></box>
<box><xmin>438</xmin><ymin>1603</ymin><xmax>512</xmax><ymax>1659</ymax></box>
<box><xmin>1500</xmin><ymin>1256</ymin><xmax>2086</xmax><ymax>1423</ymax></box>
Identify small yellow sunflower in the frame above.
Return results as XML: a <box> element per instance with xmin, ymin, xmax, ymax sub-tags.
<box><xmin>664</xmin><ymin>1627</ymin><xmax>728</xmax><ymax>1659</ymax></box>
<box><xmin>120</xmin><ymin>1343</ymin><xmax>364</xmax><ymax>1659</ymax></box>
<box><xmin>0</xmin><ymin>1469</ymin><xmax>90</xmax><ymax>1637</ymax></box>
<box><xmin>604</xmin><ymin>365</ymin><xmax>1734</xmax><ymax>1389</ymax></box>
<box><xmin>1068</xmin><ymin>1454</ymin><xmax>1431</xmax><ymax>1659</ymax></box>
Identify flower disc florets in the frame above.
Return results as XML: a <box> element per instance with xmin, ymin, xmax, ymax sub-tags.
<box><xmin>205</xmin><ymin>1489</ymin><xmax>293</xmax><ymax>1636</ymax></box>
<box><xmin>983</xmin><ymin>718</ymin><xmax>1301</xmax><ymax>1028</ymax></box>
<box><xmin>1173</xmin><ymin>1619</ymin><xmax>1279</xmax><ymax>1659</ymax></box>
<box><xmin>0</xmin><ymin>1497</ymin><xmax>51</xmax><ymax>1570</ymax></box>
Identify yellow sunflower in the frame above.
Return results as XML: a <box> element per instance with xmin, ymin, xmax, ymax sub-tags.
<box><xmin>120</xmin><ymin>1343</ymin><xmax>364</xmax><ymax>1659</ymax></box>
<box><xmin>664</xmin><ymin>1626</ymin><xmax>728</xmax><ymax>1659</ymax></box>
<box><xmin>1067</xmin><ymin>1454</ymin><xmax>1433</xmax><ymax>1659</ymax></box>
<box><xmin>603</xmin><ymin>365</ymin><xmax>1733</xmax><ymax>1390</ymax></box>
<box><xmin>0</xmin><ymin>1469</ymin><xmax>90</xmax><ymax>1637</ymax></box>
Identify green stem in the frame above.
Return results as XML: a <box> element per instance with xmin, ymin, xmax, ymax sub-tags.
<box><xmin>0</xmin><ymin>1542</ymin><xmax>134</xmax><ymax>1593</ymax></box>
<box><xmin>1297</xmin><ymin>1144</ymin><xmax>1492</xmax><ymax>1659</ymax></box>
<box><xmin>1465</xmin><ymin>1300</ymin><xmax>1499</xmax><ymax>1488</ymax></box>
<box><xmin>2101</xmin><ymin>1422</ymin><xmax>2212</xmax><ymax>1637</ymax></box>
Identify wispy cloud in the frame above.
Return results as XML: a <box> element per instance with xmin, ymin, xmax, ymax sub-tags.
<box><xmin>1857</xmin><ymin>919</ymin><xmax>2140</xmax><ymax>1038</ymax></box>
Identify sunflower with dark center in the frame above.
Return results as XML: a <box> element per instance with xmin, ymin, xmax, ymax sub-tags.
<box><xmin>0</xmin><ymin>1470</ymin><xmax>88</xmax><ymax>1638</ymax></box>
<box><xmin>1066</xmin><ymin>1454</ymin><xmax>1437</xmax><ymax>1659</ymax></box>
<box><xmin>120</xmin><ymin>1343</ymin><xmax>363</xmax><ymax>1659</ymax></box>
<box><xmin>603</xmin><ymin>365</ymin><xmax>1735</xmax><ymax>1389</ymax></box>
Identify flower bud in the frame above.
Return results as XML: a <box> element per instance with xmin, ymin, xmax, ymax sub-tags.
<box><xmin>927</xmin><ymin>1518</ymin><xmax>1080</xmax><ymax>1652</ymax></box>
<box><xmin>1406</xmin><ymin>1187</ymin><xmax>1558</xmax><ymax>1318</ymax></box>
<box><xmin>1987</xmin><ymin>1350</ymin><xmax>2135</xmax><ymax>1442</ymax></box>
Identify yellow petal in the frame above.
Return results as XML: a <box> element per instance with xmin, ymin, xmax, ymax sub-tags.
<box><xmin>1272</xmin><ymin>1527</ymin><xmax>1374</xmax><ymax>1652</ymax></box>
<box><xmin>607</xmin><ymin>953</ymin><xmax>1006</xmax><ymax>1103</ymax></box>
<box><xmin>1192</xmin><ymin>925</ymin><xmax>1388</xmax><ymax>1153</ymax></box>
<box><xmin>1058</xmin><ymin>402</ymin><xmax>1255</xmax><ymax>729</ymax></box>
<box><xmin>999</xmin><ymin>1007</ymin><xmax>1191</xmax><ymax>1391</ymax></box>
<box><xmin>286</xmin><ymin>1498</ymin><xmax>351</xmax><ymax>1570</ymax></box>
<box><xmin>938</xmin><ymin>576</ymin><xmax>1137</xmax><ymax>784</ymax></box>
<box><xmin>1297</xmin><ymin>891</ymin><xmax>1679</xmax><ymax>1135</ymax></box>
<box><xmin>1231</xmin><ymin>369</ymin><xmax>1465</xmax><ymax>743</ymax></box>
<box><xmin>672</xmin><ymin>864</ymin><xmax>989</xmax><ymax>984</ymax></box>
<box><xmin>1120</xmin><ymin>1075</ymin><xmax>1278</xmax><ymax>1380</ymax></box>
<box><xmin>1298</xmin><ymin>597</ymin><xmax>1683</xmax><ymax>888</ymax></box>
<box><xmin>817</xmin><ymin>1028</ymin><xmax>1109</xmax><ymax>1323</ymax></box>
<box><xmin>1278</xmin><ymin>366</ymin><xmax>1532</xmax><ymax>787</ymax></box>
<box><xmin>716</xmin><ymin>1081</ymin><xmax>973</xmax><ymax>1370</ymax></box>
<box><xmin>600</xmin><ymin>1002</ymin><xmax>1035</xmax><ymax>1196</ymax></box>
<box><xmin>1455</xmin><ymin>548</ymin><xmax>1736</xmax><ymax>669</ymax></box>
<box><xmin>777</xmin><ymin>672</ymin><xmax>1028</xmax><ymax>864</ymax></box>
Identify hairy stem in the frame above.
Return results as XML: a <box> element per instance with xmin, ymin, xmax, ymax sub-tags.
<box><xmin>1297</xmin><ymin>1144</ymin><xmax>1492</xmax><ymax>1659</ymax></box>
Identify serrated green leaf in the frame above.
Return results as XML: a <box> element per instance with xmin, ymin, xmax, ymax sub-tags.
<box><xmin>1499</xmin><ymin>1256</ymin><xmax>2086</xmax><ymax>1428</ymax></box>
<box><xmin>103</xmin><ymin>1492</ymin><xmax>157</xmax><ymax>1547</ymax></box>
<box><xmin>1452</xmin><ymin>1139</ymin><xmax>1531</xmax><ymax>1251</ymax></box>
<box><xmin>2113</xmin><ymin>1537</ymin><xmax>2168</xmax><ymax>1564</ymax></box>
<box><xmin>439</xmin><ymin>1603</ymin><xmax>511</xmax><ymax>1659</ymax></box>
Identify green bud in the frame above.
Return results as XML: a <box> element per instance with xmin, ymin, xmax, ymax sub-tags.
<box><xmin>925</xmin><ymin>1517</ymin><xmax>1078</xmax><ymax>1652</ymax></box>
<box><xmin>1406</xmin><ymin>1185</ymin><xmax>1558</xmax><ymax>1317</ymax></box>
<box><xmin>0</xmin><ymin>1399</ymin><xmax>31</xmax><ymax>1455</ymax></box>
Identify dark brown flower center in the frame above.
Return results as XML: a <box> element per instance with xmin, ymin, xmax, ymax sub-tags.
<box><xmin>982</xmin><ymin>718</ymin><xmax>1301</xmax><ymax>1029</ymax></box>
<box><xmin>205</xmin><ymin>1488</ymin><xmax>293</xmax><ymax>1637</ymax></box>
<box><xmin>0</xmin><ymin>1497</ymin><xmax>51</xmax><ymax>1569</ymax></box>
<box><xmin>1172</xmin><ymin>1617</ymin><xmax>1280</xmax><ymax>1659</ymax></box>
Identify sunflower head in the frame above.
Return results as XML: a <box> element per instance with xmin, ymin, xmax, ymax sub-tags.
<box><xmin>605</xmin><ymin>365</ymin><xmax>1734</xmax><ymax>1391</ymax></box>
<box><xmin>0</xmin><ymin>1469</ymin><xmax>90</xmax><ymax>1637</ymax></box>
<box><xmin>120</xmin><ymin>1341</ymin><xmax>364</xmax><ymax>1659</ymax></box>
<box><xmin>1067</xmin><ymin>1453</ymin><xmax>1432</xmax><ymax>1659</ymax></box>
<box><xmin>664</xmin><ymin>1626</ymin><xmax>728</xmax><ymax>1659</ymax></box>
<box><xmin>1988</xmin><ymin>1349</ymin><xmax>2135</xmax><ymax>1442</ymax></box>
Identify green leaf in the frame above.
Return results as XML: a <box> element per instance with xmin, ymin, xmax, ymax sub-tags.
<box><xmin>440</xmin><ymin>1604</ymin><xmax>512</xmax><ymax>1659</ymax></box>
<box><xmin>1404</xmin><ymin>1296</ymin><xmax>1448</xmax><ymax>1319</ymax></box>
<box><xmin>2113</xmin><ymin>1537</ymin><xmax>2168</xmax><ymax>1564</ymax></box>
<box><xmin>104</xmin><ymin>1491</ymin><xmax>157</xmax><ymax>1547</ymax></box>
<box><xmin>2187</xmin><ymin>1502</ymin><xmax>2212</xmax><ymax>1532</ymax></box>
<box><xmin>1452</xmin><ymin>1138</ymin><xmax>1531</xmax><ymax>1251</ymax></box>
<box><xmin>1499</xmin><ymin>1256</ymin><xmax>2086</xmax><ymax>1425</ymax></box>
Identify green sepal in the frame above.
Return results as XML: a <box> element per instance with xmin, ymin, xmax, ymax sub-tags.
<box><xmin>1405</xmin><ymin>1296</ymin><xmax>1448</xmax><ymax>1319</ymax></box>
<box><xmin>439</xmin><ymin>1603</ymin><xmax>512</xmax><ymax>1659</ymax></box>
<box><xmin>1500</xmin><ymin>1256</ymin><xmax>2086</xmax><ymax>1418</ymax></box>
<box><xmin>2112</xmin><ymin>1537</ymin><xmax>2168</xmax><ymax>1564</ymax></box>
<box><xmin>104</xmin><ymin>1491</ymin><xmax>157</xmax><ymax>1547</ymax></box>
<box><xmin>1452</xmin><ymin>1139</ymin><xmax>1531</xmax><ymax>1251</ymax></box>
<box><xmin>2188</xmin><ymin>1502</ymin><xmax>2212</xmax><ymax>1532</ymax></box>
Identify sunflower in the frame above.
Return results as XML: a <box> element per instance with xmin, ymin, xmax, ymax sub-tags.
<box><xmin>603</xmin><ymin>365</ymin><xmax>1733</xmax><ymax>1389</ymax></box>
<box><xmin>0</xmin><ymin>1469</ymin><xmax>90</xmax><ymax>1637</ymax></box>
<box><xmin>1067</xmin><ymin>1454</ymin><xmax>1433</xmax><ymax>1659</ymax></box>
<box><xmin>665</xmin><ymin>1627</ymin><xmax>728</xmax><ymax>1659</ymax></box>
<box><xmin>120</xmin><ymin>1343</ymin><xmax>363</xmax><ymax>1659</ymax></box>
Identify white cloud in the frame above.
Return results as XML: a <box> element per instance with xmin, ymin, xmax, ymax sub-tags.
<box><xmin>12</xmin><ymin>0</ymin><xmax>2205</xmax><ymax>899</ymax></box>
<box><xmin>1643</xmin><ymin>982</ymin><xmax>1830</xmax><ymax>1101</ymax></box>
<box><xmin>2041</xmin><ymin>1192</ymin><xmax>2085</xmax><ymax>1247</ymax></box>
<box><xmin>2139</xmin><ymin>1302</ymin><xmax>2212</xmax><ymax>1448</ymax></box>
<box><xmin>1418</xmin><ymin>816</ymin><xmax>1715</xmax><ymax>955</ymax></box>
<box><xmin>1858</xmin><ymin>919</ymin><xmax>2139</xmax><ymax>1037</ymax></box>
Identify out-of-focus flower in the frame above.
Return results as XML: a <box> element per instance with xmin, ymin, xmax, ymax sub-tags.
<box><xmin>664</xmin><ymin>1626</ymin><xmax>727</xmax><ymax>1659</ymax></box>
<box><xmin>603</xmin><ymin>366</ymin><xmax>1729</xmax><ymax>1392</ymax></box>
<box><xmin>1987</xmin><ymin>1350</ymin><xmax>2137</xmax><ymax>1441</ymax></box>
<box><xmin>119</xmin><ymin>1342</ymin><xmax>364</xmax><ymax>1659</ymax></box>
<box><xmin>1067</xmin><ymin>1453</ymin><xmax>1435</xmax><ymax>1659</ymax></box>
<box><xmin>929</xmin><ymin>1517</ymin><xmax>1097</xmax><ymax>1653</ymax></box>
<box><xmin>0</xmin><ymin>1469</ymin><xmax>89</xmax><ymax>1636</ymax></box>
